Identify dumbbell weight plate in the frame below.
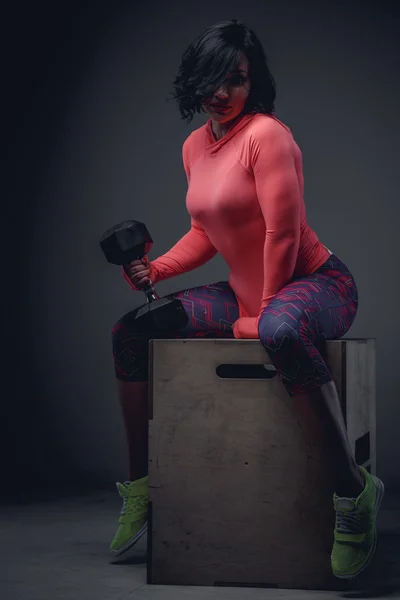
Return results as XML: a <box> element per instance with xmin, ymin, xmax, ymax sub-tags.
<box><xmin>135</xmin><ymin>297</ymin><xmax>188</xmax><ymax>332</ymax></box>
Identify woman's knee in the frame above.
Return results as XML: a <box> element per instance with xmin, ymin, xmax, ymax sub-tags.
<box><xmin>258</xmin><ymin>310</ymin><xmax>300</xmax><ymax>351</ymax></box>
<box><xmin>112</xmin><ymin>313</ymin><xmax>133</xmax><ymax>348</ymax></box>
<box><xmin>112</xmin><ymin>312</ymin><xmax>149</xmax><ymax>381</ymax></box>
<box><xmin>111</xmin><ymin>316</ymin><xmax>126</xmax><ymax>347</ymax></box>
<box><xmin>111</xmin><ymin>309</ymin><xmax>143</xmax><ymax>344</ymax></box>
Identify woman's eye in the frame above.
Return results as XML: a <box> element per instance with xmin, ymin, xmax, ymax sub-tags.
<box><xmin>229</xmin><ymin>75</ymin><xmax>245</xmax><ymax>86</ymax></box>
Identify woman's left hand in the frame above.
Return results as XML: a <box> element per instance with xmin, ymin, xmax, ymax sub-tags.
<box><xmin>233</xmin><ymin>316</ymin><xmax>260</xmax><ymax>339</ymax></box>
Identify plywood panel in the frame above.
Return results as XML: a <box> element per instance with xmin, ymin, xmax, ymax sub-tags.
<box><xmin>148</xmin><ymin>338</ymin><xmax>375</xmax><ymax>589</ymax></box>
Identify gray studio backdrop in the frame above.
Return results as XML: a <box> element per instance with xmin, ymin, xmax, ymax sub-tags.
<box><xmin>26</xmin><ymin>2</ymin><xmax>400</xmax><ymax>490</ymax></box>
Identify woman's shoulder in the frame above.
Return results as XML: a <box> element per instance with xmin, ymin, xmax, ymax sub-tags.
<box><xmin>182</xmin><ymin>124</ymin><xmax>208</xmax><ymax>166</ymax></box>
<box><xmin>249</xmin><ymin>113</ymin><xmax>294</xmax><ymax>139</ymax></box>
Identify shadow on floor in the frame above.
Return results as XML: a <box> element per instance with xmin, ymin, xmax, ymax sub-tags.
<box><xmin>110</xmin><ymin>532</ymin><xmax>400</xmax><ymax>597</ymax></box>
<box><xmin>333</xmin><ymin>534</ymin><xmax>400</xmax><ymax>598</ymax></box>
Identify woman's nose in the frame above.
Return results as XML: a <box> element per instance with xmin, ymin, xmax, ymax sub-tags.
<box><xmin>214</xmin><ymin>83</ymin><xmax>229</xmax><ymax>100</ymax></box>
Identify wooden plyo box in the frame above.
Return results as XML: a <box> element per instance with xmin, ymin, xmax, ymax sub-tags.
<box><xmin>147</xmin><ymin>338</ymin><xmax>376</xmax><ymax>590</ymax></box>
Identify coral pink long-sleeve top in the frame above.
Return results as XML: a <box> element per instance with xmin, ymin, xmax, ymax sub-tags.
<box><xmin>123</xmin><ymin>112</ymin><xmax>330</xmax><ymax>324</ymax></box>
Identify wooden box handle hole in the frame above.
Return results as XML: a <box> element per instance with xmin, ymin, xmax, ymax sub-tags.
<box><xmin>216</xmin><ymin>364</ymin><xmax>277</xmax><ymax>380</ymax></box>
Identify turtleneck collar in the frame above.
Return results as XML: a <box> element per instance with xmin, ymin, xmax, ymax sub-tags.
<box><xmin>205</xmin><ymin>112</ymin><xmax>259</xmax><ymax>155</ymax></box>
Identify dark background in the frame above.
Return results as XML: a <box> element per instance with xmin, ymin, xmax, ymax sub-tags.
<box><xmin>3</xmin><ymin>0</ymin><xmax>400</xmax><ymax>497</ymax></box>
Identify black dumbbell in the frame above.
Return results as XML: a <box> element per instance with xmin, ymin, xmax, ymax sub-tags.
<box><xmin>100</xmin><ymin>220</ymin><xmax>188</xmax><ymax>332</ymax></box>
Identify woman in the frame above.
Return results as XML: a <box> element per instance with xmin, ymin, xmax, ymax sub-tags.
<box><xmin>110</xmin><ymin>19</ymin><xmax>384</xmax><ymax>579</ymax></box>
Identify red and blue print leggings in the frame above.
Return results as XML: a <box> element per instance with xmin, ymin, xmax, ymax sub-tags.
<box><xmin>112</xmin><ymin>254</ymin><xmax>358</xmax><ymax>396</ymax></box>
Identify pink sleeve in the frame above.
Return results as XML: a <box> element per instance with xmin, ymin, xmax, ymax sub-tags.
<box><xmin>149</xmin><ymin>218</ymin><xmax>217</xmax><ymax>283</ymax></box>
<box><xmin>122</xmin><ymin>139</ymin><xmax>217</xmax><ymax>291</ymax></box>
<box><xmin>250</xmin><ymin>121</ymin><xmax>301</xmax><ymax>313</ymax></box>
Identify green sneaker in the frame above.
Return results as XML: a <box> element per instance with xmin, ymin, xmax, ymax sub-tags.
<box><xmin>109</xmin><ymin>475</ymin><xmax>148</xmax><ymax>556</ymax></box>
<box><xmin>331</xmin><ymin>466</ymin><xmax>384</xmax><ymax>579</ymax></box>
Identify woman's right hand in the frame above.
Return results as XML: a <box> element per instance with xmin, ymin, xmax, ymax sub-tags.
<box><xmin>124</xmin><ymin>258</ymin><xmax>152</xmax><ymax>289</ymax></box>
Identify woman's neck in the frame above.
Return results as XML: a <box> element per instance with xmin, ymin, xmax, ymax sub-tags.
<box><xmin>211</xmin><ymin>113</ymin><xmax>243</xmax><ymax>141</ymax></box>
<box><xmin>211</xmin><ymin>121</ymin><xmax>230</xmax><ymax>141</ymax></box>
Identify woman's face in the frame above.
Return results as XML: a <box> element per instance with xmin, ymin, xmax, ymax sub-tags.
<box><xmin>202</xmin><ymin>56</ymin><xmax>251</xmax><ymax>124</ymax></box>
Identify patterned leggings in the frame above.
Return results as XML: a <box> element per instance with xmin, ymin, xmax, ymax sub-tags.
<box><xmin>112</xmin><ymin>254</ymin><xmax>358</xmax><ymax>396</ymax></box>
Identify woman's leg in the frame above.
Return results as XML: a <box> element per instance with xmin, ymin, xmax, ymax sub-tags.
<box><xmin>258</xmin><ymin>254</ymin><xmax>385</xmax><ymax>579</ymax></box>
<box><xmin>115</xmin><ymin>380</ymin><xmax>148</xmax><ymax>482</ymax></box>
<box><xmin>258</xmin><ymin>254</ymin><xmax>362</xmax><ymax>497</ymax></box>
<box><xmin>112</xmin><ymin>281</ymin><xmax>239</xmax><ymax>482</ymax></box>
<box><xmin>110</xmin><ymin>281</ymin><xmax>239</xmax><ymax>555</ymax></box>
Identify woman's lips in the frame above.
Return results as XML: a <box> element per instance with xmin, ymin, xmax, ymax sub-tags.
<box><xmin>211</xmin><ymin>104</ymin><xmax>231</xmax><ymax>112</ymax></box>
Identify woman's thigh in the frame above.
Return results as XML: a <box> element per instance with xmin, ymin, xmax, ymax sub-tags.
<box><xmin>259</xmin><ymin>254</ymin><xmax>358</xmax><ymax>344</ymax></box>
<box><xmin>112</xmin><ymin>281</ymin><xmax>239</xmax><ymax>381</ymax></box>
<box><xmin>258</xmin><ymin>254</ymin><xmax>358</xmax><ymax>394</ymax></box>
<box><xmin>172</xmin><ymin>280</ymin><xmax>239</xmax><ymax>337</ymax></box>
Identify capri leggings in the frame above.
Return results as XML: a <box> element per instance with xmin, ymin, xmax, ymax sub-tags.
<box><xmin>112</xmin><ymin>254</ymin><xmax>358</xmax><ymax>396</ymax></box>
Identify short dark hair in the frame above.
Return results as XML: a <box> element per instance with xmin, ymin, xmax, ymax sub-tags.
<box><xmin>168</xmin><ymin>19</ymin><xmax>276</xmax><ymax>124</ymax></box>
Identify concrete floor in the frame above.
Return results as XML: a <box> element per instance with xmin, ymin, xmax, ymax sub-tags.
<box><xmin>1</xmin><ymin>489</ymin><xmax>400</xmax><ymax>600</ymax></box>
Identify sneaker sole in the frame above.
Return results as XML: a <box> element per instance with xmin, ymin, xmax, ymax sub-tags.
<box><xmin>110</xmin><ymin>521</ymin><xmax>148</xmax><ymax>557</ymax></box>
<box><xmin>334</xmin><ymin>475</ymin><xmax>385</xmax><ymax>580</ymax></box>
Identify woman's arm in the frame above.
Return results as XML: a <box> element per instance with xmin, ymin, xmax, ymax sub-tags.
<box><xmin>233</xmin><ymin>120</ymin><xmax>301</xmax><ymax>338</ymax></box>
<box><xmin>253</xmin><ymin>120</ymin><xmax>301</xmax><ymax>311</ymax></box>
<box><xmin>122</xmin><ymin>219</ymin><xmax>218</xmax><ymax>290</ymax></box>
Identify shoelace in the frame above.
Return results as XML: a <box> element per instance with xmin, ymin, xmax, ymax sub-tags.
<box><xmin>120</xmin><ymin>493</ymin><xmax>147</xmax><ymax>517</ymax></box>
<box><xmin>336</xmin><ymin>506</ymin><xmax>367</xmax><ymax>535</ymax></box>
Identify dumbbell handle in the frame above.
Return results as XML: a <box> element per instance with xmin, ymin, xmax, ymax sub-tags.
<box><xmin>142</xmin><ymin>279</ymin><xmax>160</xmax><ymax>303</ymax></box>
<box><xmin>124</xmin><ymin>258</ymin><xmax>160</xmax><ymax>302</ymax></box>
